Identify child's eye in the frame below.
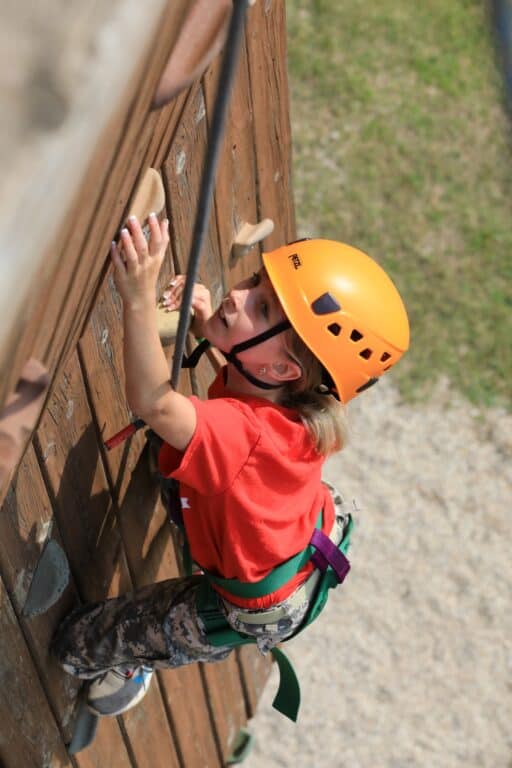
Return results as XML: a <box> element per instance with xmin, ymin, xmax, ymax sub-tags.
<box><xmin>249</xmin><ymin>271</ymin><xmax>267</xmax><ymax>317</ymax></box>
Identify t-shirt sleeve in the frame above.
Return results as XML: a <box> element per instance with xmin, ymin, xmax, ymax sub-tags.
<box><xmin>160</xmin><ymin>396</ymin><xmax>261</xmax><ymax>495</ymax></box>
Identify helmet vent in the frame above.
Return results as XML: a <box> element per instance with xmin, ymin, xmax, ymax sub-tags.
<box><xmin>380</xmin><ymin>352</ymin><xmax>391</xmax><ymax>362</ymax></box>
<box><xmin>327</xmin><ymin>322</ymin><xmax>341</xmax><ymax>336</ymax></box>
<box><xmin>350</xmin><ymin>329</ymin><xmax>363</xmax><ymax>342</ymax></box>
<box><xmin>359</xmin><ymin>348</ymin><xmax>372</xmax><ymax>360</ymax></box>
<box><xmin>311</xmin><ymin>293</ymin><xmax>341</xmax><ymax>315</ymax></box>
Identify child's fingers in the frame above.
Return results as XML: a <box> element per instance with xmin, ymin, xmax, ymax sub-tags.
<box><xmin>120</xmin><ymin>228</ymin><xmax>139</xmax><ymax>271</ymax></box>
<box><xmin>161</xmin><ymin>275</ymin><xmax>184</xmax><ymax>302</ymax></box>
<box><xmin>160</xmin><ymin>217</ymin><xmax>170</xmax><ymax>246</ymax></box>
<box><xmin>148</xmin><ymin>215</ymin><xmax>169</xmax><ymax>258</ymax></box>
<box><xmin>165</xmin><ymin>274</ymin><xmax>185</xmax><ymax>291</ymax></box>
<box><xmin>162</xmin><ymin>282</ymin><xmax>184</xmax><ymax>310</ymax></box>
<box><xmin>146</xmin><ymin>212</ymin><xmax>162</xmax><ymax>255</ymax></box>
<box><xmin>126</xmin><ymin>216</ymin><xmax>148</xmax><ymax>260</ymax></box>
<box><xmin>161</xmin><ymin>281</ymin><xmax>210</xmax><ymax>314</ymax></box>
<box><xmin>161</xmin><ymin>278</ymin><xmax>198</xmax><ymax>311</ymax></box>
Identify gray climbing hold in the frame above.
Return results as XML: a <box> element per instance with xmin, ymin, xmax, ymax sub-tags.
<box><xmin>22</xmin><ymin>538</ymin><xmax>70</xmax><ymax>617</ymax></box>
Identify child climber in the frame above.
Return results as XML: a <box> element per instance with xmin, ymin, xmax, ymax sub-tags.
<box><xmin>52</xmin><ymin>213</ymin><xmax>409</xmax><ymax>718</ymax></box>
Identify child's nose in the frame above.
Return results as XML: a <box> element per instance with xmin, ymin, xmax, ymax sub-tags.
<box><xmin>227</xmin><ymin>287</ymin><xmax>247</xmax><ymax>312</ymax></box>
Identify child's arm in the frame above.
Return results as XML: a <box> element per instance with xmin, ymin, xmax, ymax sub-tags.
<box><xmin>111</xmin><ymin>215</ymin><xmax>197</xmax><ymax>451</ymax></box>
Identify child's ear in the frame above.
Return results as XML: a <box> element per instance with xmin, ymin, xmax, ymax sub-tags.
<box><xmin>271</xmin><ymin>360</ymin><xmax>302</xmax><ymax>382</ymax></box>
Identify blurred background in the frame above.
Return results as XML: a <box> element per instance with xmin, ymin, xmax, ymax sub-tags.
<box><xmin>286</xmin><ymin>0</ymin><xmax>511</xmax><ymax>409</ymax></box>
<box><xmin>246</xmin><ymin>2</ymin><xmax>512</xmax><ymax>766</ymax></box>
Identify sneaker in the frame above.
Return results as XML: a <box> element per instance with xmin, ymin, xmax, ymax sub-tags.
<box><xmin>87</xmin><ymin>665</ymin><xmax>153</xmax><ymax>716</ymax></box>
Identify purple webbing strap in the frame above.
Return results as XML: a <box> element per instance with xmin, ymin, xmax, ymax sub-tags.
<box><xmin>310</xmin><ymin>529</ymin><xmax>350</xmax><ymax>583</ymax></box>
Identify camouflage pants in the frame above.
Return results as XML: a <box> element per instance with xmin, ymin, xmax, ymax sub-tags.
<box><xmin>52</xmin><ymin>572</ymin><xmax>313</xmax><ymax>679</ymax></box>
<box><xmin>52</xmin><ymin>484</ymin><xmax>347</xmax><ymax>679</ymax></box>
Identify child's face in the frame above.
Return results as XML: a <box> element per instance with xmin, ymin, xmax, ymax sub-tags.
<box><xmin>203</xmin><ymin>268</ymin><xmax>290</xmax><ymax>365</ymax></box>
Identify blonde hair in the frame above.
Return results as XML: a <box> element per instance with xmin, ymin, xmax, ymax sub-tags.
<box><xmin>279</xmin><ymin>329</ymin><xmax>348</xmax><ymax>456</ymax></box>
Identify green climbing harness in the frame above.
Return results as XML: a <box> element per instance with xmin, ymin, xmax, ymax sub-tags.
<box><xmin>193</xmin><ymin>510</ymin><xmax>354</xmax><ymax>722</ymax></box>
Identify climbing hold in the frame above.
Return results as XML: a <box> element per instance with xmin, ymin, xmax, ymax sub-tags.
<box><xmin>22</xmin><ymin>538</ymin><xmax>70</xmax><ymax>617</ymax></box>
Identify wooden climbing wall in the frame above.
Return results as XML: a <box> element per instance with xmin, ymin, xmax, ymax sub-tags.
<box><xmin>0</xmin><ymin>2</ymin><xmax>295</xmax><ymax>767</ymax></box>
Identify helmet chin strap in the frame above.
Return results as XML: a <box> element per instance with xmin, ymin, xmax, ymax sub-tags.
<box><xmin>182</xmin><ymin>320</ymin><xmax>291</xmax><ymax>390</ymax></box>
<box><xmin>223</xmin><ymin>319</ymin><xmax>291</xmax><ymax>390</ymax></box>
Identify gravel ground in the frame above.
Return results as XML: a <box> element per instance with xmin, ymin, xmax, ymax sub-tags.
<box><xmin>245</xmin><ymin>379</ymin><xmax>512</xmax><ymax>768</ymax></box>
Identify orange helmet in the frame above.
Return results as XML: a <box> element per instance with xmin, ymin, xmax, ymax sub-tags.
<box><xmin>262</xmin><ymin>239</ymin><xmax>410</xmax><ymax>403</ymax></box>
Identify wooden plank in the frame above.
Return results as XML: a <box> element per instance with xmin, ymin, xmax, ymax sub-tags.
<box><xmin>142</xmin><ymin>88</ymin><xmax>190</xmax><ymax>172</ymax></box>
<box><xmin>49</xmin><ymin>1</ymin><xmax>197</xmax><ymax>382</ymax></box>
<box><xmin>158</xmin><ymin>665</ymin><xmax>222</xmax><ymax>768</ymax></box>
<box><xmin>117</xmin><ymin>684</ymin><xmax>181</xmax><ymax>768</ymax></box>
<box><xmin>201</xmin><ymin>658</ymin><xmax>247</xmax><ymax>763</ymax></box>
<box><xmin>42</xmin><ymin>100</ymin><xmax>175</xmax><ymax>374</ymax></box>
<box><xmin>78</xmin><ymin>274</ymin><xmax>146</xmax><ymax>507</ymax></box>
<box><xmin>0</xmin><ymin>0</ymin><xmax>182</xmax><ymax>409</ymax></box>
<box><xmin>0</xmin><ymin>573</ymin><xmax>72</xmax><ymax>768</ymax></box>
<box><xmin>73</xmin><ymin>720</ymin><xmax>134</xmax><ymax>768</ymax></box>
<box><xmin>78</xmin><ymin>272</ymin><xmax>178</xmax><ymax>586</ymax></box>
<box><xmin>0</xmin><ymin>448</ymin><xmax>136</xmax><ymax>767</ymax></box>
<box><xmin>34</xmin><ymin>108</ymin><xmax>147</xmax><ymax>368</ymax></box>
<box><xmin>0</xmin><ymin>102</ymin><xmax>125</xmax><ymax>502</ymax></box>
<box><xmin>0</xmin><ymin>444</ymin><xmax>79</xmax><ymax>739</ymax></box>
<box><xmin>34</xmin><ymin>349</ymin><xmax>131</xmax><ymax>603</ymax></box>
<box><xmin>203</xmin><ymin>31</ymin><xmax>262</xmax><ymax>289</ymax></box>
<box><xmin>1</xmin><ymin>0</ymin><xmax>191</xmax><ymax>467</ymax></box>
<box><xmin>236</xmin><ymin>646</ymin><xmax>272</xmax><ymax>718</ymax></box>
<box><xmin>245</xmin><ymin>1</ymin><xmax>296</xmax><ymax>247</ymax></box>
<box><xmin>162</xmin><ymin>80</ymin><xmax>227</xmax><ymax>407</ymax></box>
<box><xmin>163</xmin><ymin>83</ymin><xmax>225</xmax><ymax>307</ymax></box>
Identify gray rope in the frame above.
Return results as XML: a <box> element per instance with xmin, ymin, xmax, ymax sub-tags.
<box><xmin>171</xmin><ymin>0</ymin><xmax>250</xmax><ymax>388</ymax></box>
<box><xmin>491</xmin><ymin>0</ymin><xmax>512</xmax><ymax>116</ymax></box>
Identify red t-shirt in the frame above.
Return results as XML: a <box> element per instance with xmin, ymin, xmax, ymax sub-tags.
<box><xmin>158</xmin><ymin>369</ymin><xmax>335</xmax><ymax>609</ymax></box>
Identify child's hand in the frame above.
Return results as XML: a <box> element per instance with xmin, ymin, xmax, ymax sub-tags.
<box><xmin>111</xmin><ymin>213</ymin><xmax>169</xmax><ymax>310</ymax></box>
<box><xmin>160</xmin><ymin>275</ymin><xmax>213</xmax><ymax>338</ymax></box>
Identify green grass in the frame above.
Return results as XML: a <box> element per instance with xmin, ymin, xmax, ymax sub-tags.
<box><xmin>286</xmin><ymin>0</ymin><xmax>512</xmax><ymax>407</ymax></box>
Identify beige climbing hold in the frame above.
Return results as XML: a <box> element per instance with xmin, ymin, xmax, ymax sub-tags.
<box><xmin>231</xmin><ymin>219</ymin><xmax>274</xmax><ymax>262</ymax></box>
<box><xmin>157</xmin><ymin>306</ymin><xmax>195</xmax><ymax>346</ymax></box>
<box><xmin>128</xmin><ymin>168</ymin><xmax>166</xmax><ymax>222</ymax></box>
<box><xmin>0</xmin><ymin>358</ymin><xmax>49</xmax><ymax>483</ymax></box>
<box><xmin>157</xmin><ymin>306</ymin><xmax>179</xmax><ymax>346</ymax></box>
<box><xmin>152</xmin><ymin>0</ymin><xmax>232</xmax><ymax>108</ymax></box>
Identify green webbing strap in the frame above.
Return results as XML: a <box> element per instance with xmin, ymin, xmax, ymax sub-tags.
<box><xmin>196</xmin><ymin>578</ymin><xmax>300</xmax><ymax>721</ymax></box>
<box><xmin>202</xmin><ymin>511</ymin><xmax>323</xmax><ymax>599</ymax></box>
<box><xmin>269</xmin><ymin>647</ymin><xmax>301</xmax><ymax>722</ymax></box>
